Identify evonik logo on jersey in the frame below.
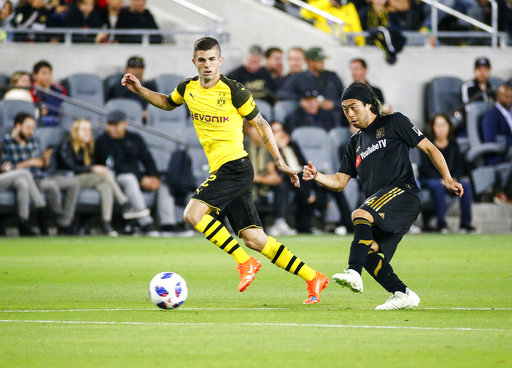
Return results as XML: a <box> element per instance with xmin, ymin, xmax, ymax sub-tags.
<box><xmin>355</xmin><ymin>139</ymin><xmax>387</xmax><ymax>167</ymax></box>
<box><xmin>191</xmin><ymin>113</ymin><xmax>229</xmax><ymax>123</ymax></box>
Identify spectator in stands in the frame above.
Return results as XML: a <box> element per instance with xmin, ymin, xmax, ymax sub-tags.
<box><xmin>97</xmin><ymin>0</ymin><xmax>123</xmax><ymax>42</ymax></box>
<box><xmin>62</xmin><ymin>0</ymin><xmax>103</xmax><ymax>43</ymax></box>
<box><xmin>0</xmin><ymin>0</ymin><xmax>13</xmax><ymax>27</ymax></box>
<box><xmin>115</xmin><ymin>0</ymin><xmax>162</xmax><ymax>44</ymax></box>
<box><xmin>10</xmin><ymin>0</ymin><xmax>62</xmax><ymax>42</ymax></box>
<box><xmin>481</xmin><ymin>84</ymin><xmax>512</xmax><ymax>165</ymax></box>
<box><xmin>349</xmin><ymin>58</ymin><xmax>386</xmax><ymax>106</ymax></box>
<box><xmin>277</xmin><ymin>46</ymin><xmax>344</xmax><ymax>123</ymax></box>
<box><xmin>284</xmin><ymin>89</ymin><xmax>338</xmax><ymax>133</ymax></box>
<box><xmin>419</xmin><ymin>114</ymin><xmax>476</xmax><ymax>233</ymax></box>
<box><xmin>227</xmin><ymin>45</ymin><xmax>275</xmax><ymax>105</ymax></box>
<box><xmin>276</xmin><ymin>47</ymin><xmax>306</xmax><ymax>90</ymax></box>
<box><xmin>245</xmin><ymin>122</ymin><xmax>296</xmax><ymax>235</ymax></box>
<box><xmin>265</xmin><ymin>46</ymin><xmax>285</xmax><ymax>90</ymax></box>
<box><xmin>270</xmin><ymin>120</ymin><xmax>316</xmax><ymax>234</ymax></box>
<box><xmin>95</xmin><ymin>110</ymin><xmax>181</xmax><ymax>237</ymax></box>
<box><xmin>454</xmin><ymin>57</ymin><xmax>498</xmax><ymax>136</ymax></box>
<box><xmin>3</xmin><ymin>70</ymin><xmax>33</xmax><ymax>102</ymax></box>
<box><xmin>31</xmin><ymin>60</ymin><xmax>67</xmax><ymax>126</ymax></box>
<box><xmin>0</xmin><ymin>164</ymin><xmax>48</xmax><ymax>236</ymax></box>
<box><xmin>1</xmin><ymin>112</ymin><xmax>80</xmax><ymax>235</ymax></box>
<box><xmin>54</xmin><ymin>118</ymin><xmax>149</xmax><ymax>236</ymax></box>
<box><xmin>301</xmin><ymin>0</ymin><xmax>365</xmax><ymax>46</ymax></box>
<box><xmin>358</xmin><ymin>0</ymin><xmax>411</xmax><ymax>31</ymax></box>
<box><xmin>106</xmin><ymin>55</ymin><xmax>156</xmax><ymax>120</ymax></box>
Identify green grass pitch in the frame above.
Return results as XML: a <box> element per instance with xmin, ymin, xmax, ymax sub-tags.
<box><xmin>1</xmin><ymin>234</ymin><xmax>511</xmax><ymax>367</ymax></box>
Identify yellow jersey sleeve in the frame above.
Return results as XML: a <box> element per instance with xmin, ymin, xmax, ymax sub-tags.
<box><xmin>222</xmin><ymin>76</ymin><xmax>259</xmax><ymax>121</ymax></box>
<box><xmin>167</xmin><ymin>78</ymin><xmax>194</xmax><ymax>107</ymax></box>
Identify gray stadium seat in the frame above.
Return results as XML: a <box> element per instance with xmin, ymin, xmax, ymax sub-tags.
<box><xmin>175</xmin><ymin>127</ymin><xmax>209</xmax><ymax>185</ymax></box>
<box><xmin>67</xmin><ymin>73</ymin><xmax>105</xmax><ymax>107</ymax></box>
<box><xmin>291</xmin><ymin>127</ymin><xmax>333</xmax><ymax>173</ymax></box>
<box><xmin>0</xmin><ymin>99</ymin><xmax>36</xmax><ymax>130</ymax></box>
<box><xmin>34</xmin><ymin>126</ymin><xmax>68</xmax><ymax>150</ymax></box>
<box><xmin>103</xmin><ymin>73</ymin><xmax>123</xmax><ymax>98</ymax></box>
<box><xmin>424</xmin><ymin>76</ymin><xmax>463</xmax><ymax>122</ymax></box>
<box><xmin>328</xmin><ymin>126</ymin><xmax>352</xmax><ymax>169</ymax></box>
<box><xmin>138</xmin><ymin>127</ymin><xmax>178</xmax><ymax>174</ymax></box>
<box><xmin>146</xmin><ymin>103</ymin><xmax>188</xmax><ymax>126</ymax></box>
<box><xmin>465</xmin><ymin>101</ymin><xmax>499</xmax><ymax>164</ymax></box>
<box><xmin>154</xmin><ymin>73</ymin><xmax>185</xmax><ymax>94</ymax></box>
<box><xmin>105</xmin><ymin>98</ymin><xmax>143</xmax><ymax>125</ymax></box>
<box><xmin>59</xmin><ymin>102</ymin><xmax>104</xmax><ymax>131</ymax></box>
<box><xmin>254</xmin><ymin>99</ymin><xmax>272</xmax><ymax>121</ymax></box>
<box><xmin>273</xmin><ymin>100</ymin><xmax>298</xmax><ymax>122</ymax></box>
<box><xmin>489</xmin><ymin>76</ymin><xmax>505</xmax><ymax>88</ymax></box>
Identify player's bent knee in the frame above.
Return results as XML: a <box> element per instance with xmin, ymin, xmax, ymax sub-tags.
<box><xmin>241</xmin><ymin>227</ymin><xmax>266</xmax><ymax>252</ymax></box>
<box><xmin>371</xmin><ymin>241</ymin><xmax>380</xmax><ymax>253</ymax></box>
<box><xmin>351</xmin><ymin>208</ymin><xmax>374</xmax><ymax>223</ymax></box>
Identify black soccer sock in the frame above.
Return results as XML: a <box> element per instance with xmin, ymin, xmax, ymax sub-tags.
<box><xmin>348</xmin><ymin>218</ymin><xmax>373</xmax><ymax>274</ymax></box>
<box><xmin>364</xmin><ymin>250</ymin><xmax>406</xmax><ymax>293</ymax></box>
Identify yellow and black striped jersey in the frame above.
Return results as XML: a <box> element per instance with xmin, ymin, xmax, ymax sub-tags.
<box><xmin>167</xmin><ymin>75</ymin><xmax>259</xmax><ymax>173</ymax></box>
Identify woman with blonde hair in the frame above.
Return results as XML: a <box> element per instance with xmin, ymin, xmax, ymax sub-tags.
<box><xmin>55</xmin><ymin>119</ymin><xmax>148</xmax><ymax>235</ymax></box>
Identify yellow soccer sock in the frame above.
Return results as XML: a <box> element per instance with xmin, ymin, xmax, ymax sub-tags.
<box><xmin>195</xmin><ymin>215</ymin><xmax>250</xmax><ymax>264</ymax></box>
<box><xmin>261</xmin><ymin>236</ymin><xmax>316</xmax><ymax>281</ymax></box>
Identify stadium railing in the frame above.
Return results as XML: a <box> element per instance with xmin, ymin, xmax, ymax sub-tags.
<box><xmin>257</xmin><ymin>0</ymin><xmax>508</xmax><ymax>47</ymax></box>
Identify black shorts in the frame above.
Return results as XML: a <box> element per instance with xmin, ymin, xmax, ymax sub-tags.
<box><xmin>359</xmin><ymin>185</ymin><xmax>421</xmax><ymax>261</ymax></box>
<box><xmin>192</xmin><ymin>156</ymin><xmax>262</xmax><ymax>236</ymax></box>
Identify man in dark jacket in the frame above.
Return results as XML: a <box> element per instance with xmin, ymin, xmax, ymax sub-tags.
<box><xmin>95</xmin><ymin>110</ymin><xmax>179</xmax><ymax>236</ymax></box>
<box><xmin>115</xmin><ymin>0</ymin><xmax>162</xmax><ymax>44</ymax></box>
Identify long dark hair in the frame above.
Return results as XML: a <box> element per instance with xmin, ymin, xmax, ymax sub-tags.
<box><xmin>427</xmin><ymin>114</ymin><xmax>455</xmax><ymax>141</ymax></box>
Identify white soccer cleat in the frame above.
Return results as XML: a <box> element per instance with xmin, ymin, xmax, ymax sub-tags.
<box><xmin>375</xmin><ymin>288</ymin><xmax>420</xmax><ymax>310</ymax></box>
<box><xmin>332</xmin><ymin>269</ymin><xmax>363</xmax><ymax>293</ymax></box>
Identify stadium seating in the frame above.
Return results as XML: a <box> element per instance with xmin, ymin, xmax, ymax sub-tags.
<box><xmin>424</xmin><ymin>76</ymin><xmax>463</xmax><ymax>122</ymax></box>
<box><xmin>154</xmin><ymin>73</ymin><xmax>185</xmax><ymax>94</ymax></box>
<box><xmin>273</xmin><ymin>100</ymin><xmax>298</xmax><ymax>122</ymax></box>
<box><xmin>59</xmin><ymin>102</ymin><xmax>104</xmax><ymax>131</ymax></box>
<box><xmin>291</xmin><ymin>127</ymin><xmax>333</xmax><ymax>173</ymax></box>
<box><xmin>34</xmin><ymin>126</ymin><xmax>68</xmax><ymax>150</ymax></box>
<box><xmin>146</xmin><ymin>103</ymin><xmax>188</xmax><ymax>126</ymax></box>
<box><xmin>103</xmin><ymin>73</ymin><xmax>124</xmax><ymax>99</ymax></box>
<box><xmin>66</xmin><ymin>73</ymin><xmax>105</xmax><ymax>107</ymax></box>
<box><xmin>105</xmin><ymin>98</ymin><xmax>144</xmax><ymax>125</ymax></box>
<box><xmin>254</xmin><ymin>99</ymin><xmax>273</xmax><ymax>121</ymax></box>
<box><xmin>0</xmin><ymin>99</ymin><xmax>37</xmax><ymax>130</ymax></box>
<box><xmin>328</xmin><ymin>126</ymin><xmax>351</xmax><ymax>169</ymax></box>
<box><xmin>175</xmin><ymin>126</ymin><xmax>209</xmax><ymax>186</ymax></box>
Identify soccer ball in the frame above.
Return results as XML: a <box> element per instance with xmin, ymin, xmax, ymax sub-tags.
<box><xmin>148</xmin><ymin>272</ymin><xmax>188</xmax><ymax>309</ymax></box>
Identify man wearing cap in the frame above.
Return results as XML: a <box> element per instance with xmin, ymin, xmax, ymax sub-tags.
<box><xmin>106</xmin><ymin>56</ymin><xmax>157</xmax><ymax>120</ymax></box>
<box><xmin>284</xmin><ymin>89</ymin><xmax>338</xmax><ymax>133</ymax></box>
<box><xmin>461</xmin><ymin>57</ymin><xmax>497</xmax><ymax>106</ymax></box>
<box><xmin>276</xmin><ymin>46</ymin><xmax>344</xmax><ymax>122</ymax></box>
<box><xmin>95</xmin><ymin>110</ymin><xmax>179</xmax><ymax>236</ymax></box>
<box><xmin>303</xmin><ymin>82</ymin><xmax>464</xmax><ymax>310</ymax></box>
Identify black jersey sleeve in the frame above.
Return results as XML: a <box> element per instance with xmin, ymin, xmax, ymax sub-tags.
<box><xmin>338</xmin><ymin>135</ymin><xmax>358</xmax><ymax>177</ymax></box>
<box><xmin>221</xmin><ymin>75</ymin><xmax>259</xmax><ymax>120</ymax></box>
<box><xmin>393</xmin><ymin>113</ymin><xmax>425</xmax><ymax>148</ymax></box>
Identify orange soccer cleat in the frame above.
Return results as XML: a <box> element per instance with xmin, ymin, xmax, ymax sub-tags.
<box><xmin>303</xmin><ymin>272</ymin><xmax>329</xmax><ymax>304</ymax></box>
<box><xmin>236</xmin><ymin>257</ymin><xmax>262</xmax><ymax>292</ymax></box>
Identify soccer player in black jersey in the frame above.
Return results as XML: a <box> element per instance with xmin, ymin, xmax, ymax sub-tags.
<box><xmin>122</xmin><ymin>37</ymin><xmax>328</xmax><ymax>304</ymax></box>
<box><xmin>304</xmin><ymin>82</ymin><xmax>464</xmax><ymax>310</ymax></box>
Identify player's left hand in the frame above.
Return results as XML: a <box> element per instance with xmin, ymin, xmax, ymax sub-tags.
<box><xmin>276</xmin><ymin>160</ymin><xmax>300</xmax><ymax>188</ymax></box>
<box><xmin>443</xmin><ymin>178</ymin><xmax>464</xmax><ymax>197</ymax></box>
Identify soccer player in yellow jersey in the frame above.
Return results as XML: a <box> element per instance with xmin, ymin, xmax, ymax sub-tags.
<box><xmin>122</xmin><ymin>37</ymin><xmax>328</xmax><ymax>304</ymax></box>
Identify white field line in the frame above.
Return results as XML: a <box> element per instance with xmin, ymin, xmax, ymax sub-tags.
<box><xmin>1</xmin><ymin>307</ymin><xmax>511</xmax><ymax>313</ymax></box>
<box><xmin>0</xmin><ymin>319</ymin><xmax>510</xmax><ymax>333</ymax></box>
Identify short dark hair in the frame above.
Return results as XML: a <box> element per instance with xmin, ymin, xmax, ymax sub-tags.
<box><xmin>193</xmin><ymin>37</ymin><xmax>221</xmax><ymax>56</ymax></box>
<box><xmin>33</xmin><ymin>60</ymin><xmax>52</xmax><ymax>75</ymax></box>
<box><xmin>350</xmin><ymin>58</ymin><xmax>367</xmax><ymax>69</ymax></box>
<box><xmin>14</xmin><ymin>112</ymin><xmax>34</xmax><ymax>126</ymax></box>
<box><xmin>265</xmin><ymin>47</ymin><xmax>282</xmax><ymax>58</ymax></box>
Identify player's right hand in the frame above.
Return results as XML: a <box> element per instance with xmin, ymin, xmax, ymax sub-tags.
<box><xmin>302</xmin><ymin>161</ymin><xmax>317</xmax><ymax>181</ymax></box>
<box><xmin>443</xmin><ymin>178</ymin><xmax>464</xmax><ymax>198</ymax></box>
<box><xmin>121</xmin><ymin>73</ymin><xmax>142</xmax><ymax>94</ymax></box>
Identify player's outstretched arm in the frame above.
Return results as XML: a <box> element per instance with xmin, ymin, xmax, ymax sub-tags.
<box><xmin>417</xmin><ymin>138</ymin><xmax>464</xmax><ymax>197</ymax></box>
<box><xmin>121</xmin><ymin>73</ymin><xmax>175</xmax><ymax>111</ymax></box>
<box><xmin>303</xmin><ymin>161</ymin><xmax>350</xmax><ymax>192</ymax></box>
<box><xmin>248</xmin><ymin>113</ymin><xmax>300</xmax><ymax>188</ymax></box>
